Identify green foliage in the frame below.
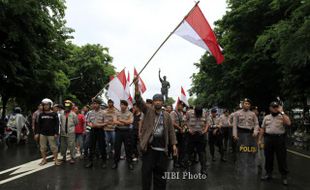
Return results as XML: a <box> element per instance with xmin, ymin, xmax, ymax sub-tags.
<box><xmin>0</xmin><ymin>1</ymin><xmax>116</xmax><ymax>118</ymax></box>
<box><xmin>165</xmin><ymin>97</ymin><xmax>175</xmax><ymax>107</ymax></box>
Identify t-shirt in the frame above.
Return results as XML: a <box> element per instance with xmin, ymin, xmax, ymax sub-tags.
<box><xmin>116</xmin><ymin>110</ymin><xmax>133</xmax><ymax>130</ymax></box>
<box><xmin>38</xmin><ymin>111</ymin><xmax>59</xmax><ymax>136</ymax></box>
<box><xmin>151</xmin><ymin>112</ymin><xmax>165</xmax><ymax>151</ymax></box>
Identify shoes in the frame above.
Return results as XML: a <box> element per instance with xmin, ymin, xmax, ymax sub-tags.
<box><xmin>112</xmin><ymin>163</ymin><xmax>118</xmax><ymax>169</ymax></box>
<box><xmin>85</xmin><ymin>162</ymin><xmax>93</xmax><ymax>168</ymax></box>
<box><xmin>261</xmin><ymin>174</ymin><xmax>272</xmax><ymax>181</ymax></box>
<box><xmin>132</xmin><ymin>157</ymin><xmax>138</xmax><ymax>162</ymax></box>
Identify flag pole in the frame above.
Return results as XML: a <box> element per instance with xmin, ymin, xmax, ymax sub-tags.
<box><xmin>130</xmin><ymin>0</ymin><xmax>200</xmax><ymax>85</ymax></box>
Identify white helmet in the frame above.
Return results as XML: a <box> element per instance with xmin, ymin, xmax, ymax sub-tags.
<box><xmin>41</xmin><ymin>98</ymin><xmax>53</xmax><ymax>107</ymax></box>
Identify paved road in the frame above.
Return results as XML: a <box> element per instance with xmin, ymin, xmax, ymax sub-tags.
<box><xmin>0</xmin><ymin>142</ymin><xmax>309</xmax><ymax>190</ymax></box>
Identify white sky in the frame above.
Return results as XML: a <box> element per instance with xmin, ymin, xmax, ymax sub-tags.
<box><xmin>65</xmin><ymin>0</ymin><xmax>227</xmax><ymax>100</ymax></box>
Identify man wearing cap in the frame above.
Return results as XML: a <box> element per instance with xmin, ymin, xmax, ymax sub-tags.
<box><xmin>260</xmin><ymin>101</ymin><xmax>291</xmax><ymax>185</ymax></box>
<box><xmin>85</xmin><ymin>98</ymin><xmax>107</xmax><ymax>169</ymax></box>
<box><xmin>112</xmin><ymin>100</ymin><xmax>134</xmax><ymax>170</ymax></box>
<box><xmin>134</xmin><ymin>78</ymin><xmax>177</xmax><ymax>190</ymax></box>
<box><xmin>208</xmin><ymin>108</ymin><xmax>225</xmax><ymax>162</ymax></box>
<box><xmin>233</xmin><ymin>98</ymin><xmax>260</xmax><ymax>174</ymax></box>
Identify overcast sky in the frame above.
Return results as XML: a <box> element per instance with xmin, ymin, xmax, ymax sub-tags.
<box><xmin>65</xmin><ymin>0</ymin><xmax>227</xmax><ymax>100</ymax></box>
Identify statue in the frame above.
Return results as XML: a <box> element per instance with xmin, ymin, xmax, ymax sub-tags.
<box><xmin>158</xmin><ymin>69</ymin><xmax>170</xmax><ymax>102</ymax></box>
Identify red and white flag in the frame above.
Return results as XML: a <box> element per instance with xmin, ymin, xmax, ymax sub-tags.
<box><xmin>107</xmin><ymin>69</ymin><xmax>132</xmax><ymax>110</ymax></box>
<box><xmin>174</xmin><ymin>5</ymin><xmax>224</xmax><ymax>64</ymax></box>
<box><xmin>180</xmin><ymin>86</ymin><xmax>189</xmax><ymax>107</ymax></box>
<box><xmin>134</xmin><ymin>67</ymin><xmax>147</xmax><ymax>94</ymax></box>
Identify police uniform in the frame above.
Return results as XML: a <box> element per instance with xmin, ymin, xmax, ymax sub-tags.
<box><xmin>186</xmin><ymin>109</ymin><xmax>207</xmax><ymax>174</ymax></box>
<box><xmin>219</xmin><ymin>113</ymin><xmax>230</xmax><ymax>151</ymax></box>
<box><xmin>207</xmin><ymin>113</ymin><xmax>224</xmax><ymax>161</ymax></box>
<box><xmin>170</xmin><ymin>110</ymin><xmax>186</xmax><ymax>167</ymax></box>
<box><xmin>261</xmin><ymin>108</ymin><xmax>289</xmax><ymax>182</ymax></box>
<box><xmin>86</xmin><ymin>109</ymin><xmax>107</xmax><ymax>168</ymax></box>
<box><xmin>113</xmin><ymin>109</ymin><xmax>134</xmax><ymax>168</ymax></box>
<box><xmin>233</xmin><ymin>100</ymin><xmax>259</xmax><ymax>175</ymax></box>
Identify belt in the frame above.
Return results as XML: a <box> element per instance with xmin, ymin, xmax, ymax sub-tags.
<box><xmin>237</xmin><ymin>127</ymin><xmax>253</xmax><ymax>133</ymax></box>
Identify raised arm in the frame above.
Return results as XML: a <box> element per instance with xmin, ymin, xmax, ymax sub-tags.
<box><xmin>134</xmin><ymin>77</ymin><xmax>148</xmax><ymax>114</ymax></box>
<box><xmin>159</xmin><ymin>69</ymin><xmax>163</xmax><ymax>83</ymax></box>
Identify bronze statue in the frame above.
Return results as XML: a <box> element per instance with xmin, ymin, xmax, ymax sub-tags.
<box><xmin>158</xmin><ymin>69</ymin><xmax>170</xmax><ymax>102</ymax></box>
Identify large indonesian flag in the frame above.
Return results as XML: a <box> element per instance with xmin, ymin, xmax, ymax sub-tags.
<box><xmin>175</xmin><ymin>5</ymin><xmax>224</xmax><ymax>64</ymax></box>
<box><xmin>107</xmin><ymin>69</ymin><xmax>132</xmax><ymax>110</ymax></box>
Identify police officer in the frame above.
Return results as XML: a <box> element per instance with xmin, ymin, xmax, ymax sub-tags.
<box><xmin>208</xmin><ymin>108</ymin><xmax>225</xmax><ymax>162</ymax></box>
<box><xmin>85</xmin><ymin>98</ymin><xmax>107</xmax><ymax>169</ymax></box>
<box><xmin>233</xmin><ymin>98</ymin><xmax>260</xmax><ymax>174</ymax></box>
<box><xmin>186</xmin><ymin>106</ymin><xmax>208</xmax><ymax>175</ymax></box>
<box><xmin>260</xmin><ymin>101</ymin><xmax>291</xmax><ymax>185</ymax></box>
<box><xmin>112</xmin><ymin>100</ymin><xmax>134</xmax><ymax>170</ymax></box>
<box><xmin>170</xmin><ymin>101</ymin><xmax>186</xmax><ymax>168</ymax></box>
<box><xmin>219</xmin><ymin>109</ymin><xmax>231</xmax><ymax>151</ymax></box>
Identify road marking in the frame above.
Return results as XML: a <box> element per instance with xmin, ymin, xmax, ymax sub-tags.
<box><xmin>287</xmin><ymin>149</ymin><xmax>310</xmax><ymax>159</ymax></box>
<box><xmin>0</xmin><ymin>153</ymin><xmax>78</xmax><ymax>185</ymax></box>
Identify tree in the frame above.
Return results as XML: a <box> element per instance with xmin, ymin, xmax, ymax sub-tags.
<box><xmin>0</xmin><ymin>0</ymin><xmax>73</xmax><ymax>119</ymax></box>
<box><xmin>191</xmin><ymin>0</ymin><xmax>309</xmax><ymax>111</ymax></box>
<box><xmin>67</xmin><ymin>44</ymin><xmax>115</xmax><ymax>105</ymax></box>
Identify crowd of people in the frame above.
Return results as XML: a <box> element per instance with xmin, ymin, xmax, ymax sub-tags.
<box><xmin>1</xmin><ymin>79</ymin><xmax>292</xmax><ymax>190</ymax></box>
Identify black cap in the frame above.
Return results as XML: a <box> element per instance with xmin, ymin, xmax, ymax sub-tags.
<box><xmin>211</xmin><ymin>108</ymin><xmax>217</xmax><ymax>113</ymax></box>
<box><xmin>270</xmin><ymin>101</ymin><xmax>279</xmax><ymax>107</ymax></box>
<box><xmin>92</xmin><ymin>98</ymin><xmax>102</xmax><ymax>104</ymax></box>
<box><xmin>152</xmin><ymin>94</ymin><xmax>164</xmax><ymax>102</ymax></box>
<box><xmin>120</xmin><ymin>100</ymin><xmax>128</xmax><ymax>106</ymax></box>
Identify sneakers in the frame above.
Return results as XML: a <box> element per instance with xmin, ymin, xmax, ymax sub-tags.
<box><xmin>132</xmin><ymin>157</ymin><xmax>138</xmax><ymax>162</ymax></box>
